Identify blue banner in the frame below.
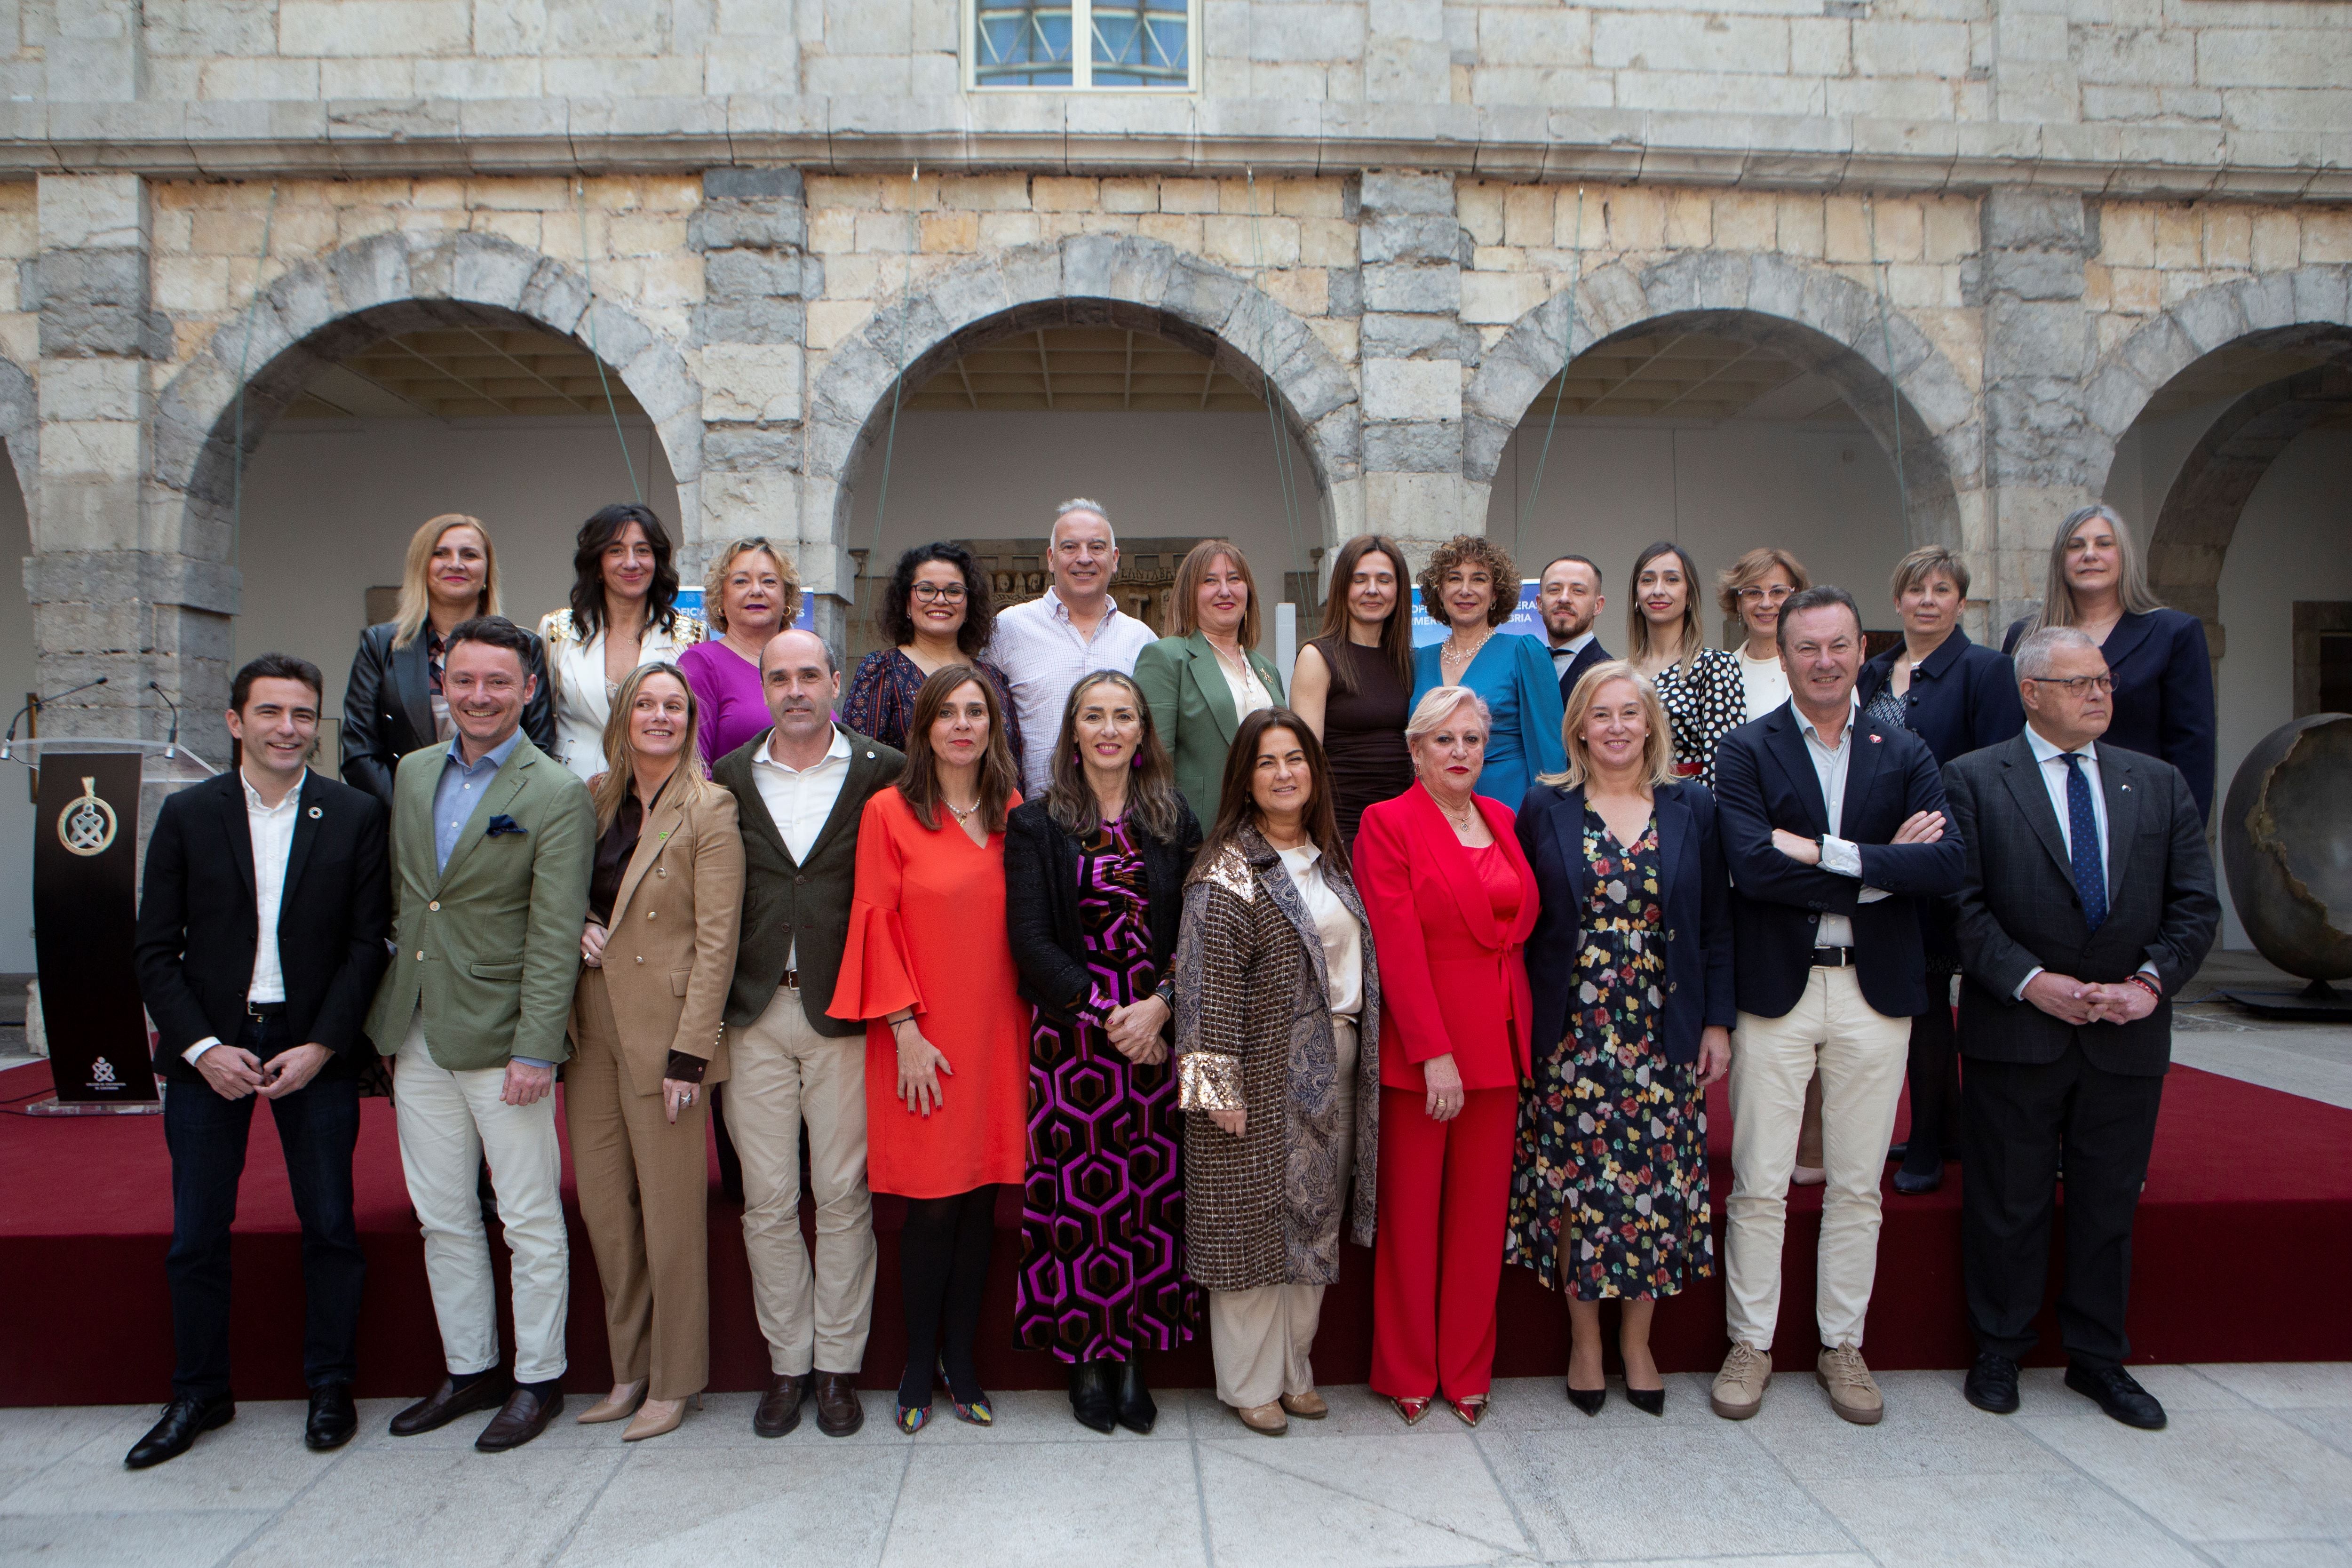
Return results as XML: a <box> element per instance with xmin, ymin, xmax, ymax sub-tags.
<box><xmin>1410</xmin><ymin>580</ymin><xmax>1547</xmax><ymax>647</ymax></box>
<box><xmin>675</xmin><ymin>585</ymin><xmax>815</xmax><ymax>632</ymax></box>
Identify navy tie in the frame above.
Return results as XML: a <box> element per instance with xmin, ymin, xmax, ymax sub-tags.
<box><xmin>2062</xmin><ymin>752</ymin><xmax>2106</xmax><ymax>931</ymax></box>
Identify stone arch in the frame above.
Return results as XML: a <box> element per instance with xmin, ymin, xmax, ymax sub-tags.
<box><xmin>802</xmin><ymin>232</ymin><xmax>1361</xmax><ymax>555</ymax></box>
<box><xmin>0</xmin><ymin>357</ymin><xmax>33</xmax><ymax>523</ymax></box>
<box><xmin>1462</xmin><ymin>250</ymin><xmax>1978</xmax><ymax>548</ymax></box>
<box><xmin>148</xmin><ymin>229</ymin><xmax>704</xmax><ymax>571</ymax></box>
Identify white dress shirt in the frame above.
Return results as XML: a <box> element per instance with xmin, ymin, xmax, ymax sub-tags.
<box><xmin>1278</xmin><ymin>844</ymin><xmax>1363</xmax><ymax>1019</ymax></box>
<box><xmin>1549</xmin><ymin>630</ymin><xmax>1596</xmax><ymax>677</ymax></box>
<box><xmin>751</xmin><ymin>725</ymin><xmax>853</xmax><ymax>970</ymax></box>
<box><xmin>184</xmin><ymin>768</ymin><xmax>306</xmax><ymax>1064</ymax></box>
<box><xmin>1793</xmin><ymin>699</ymin><xmax>1889</xmax><ymax>949</ymax></box>
<box><xmin>986</xmin><ymin>587</ymin><xmax>1158</xmax><ymax>792</ymax></box>
<box><xmin>1738</xmin><ymin>646</ymin><xmax>1792</xmax><ymax>721</ymax></box>
<box><xmin>2013</xmin><ymin>723</ymin><xmax>2156</xmax><ymax>998</ymax></box>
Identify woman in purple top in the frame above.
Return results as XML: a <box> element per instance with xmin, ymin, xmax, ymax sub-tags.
<box><xmin>679</xmin><ymin>537</ymin><xmax>799</xmax><ymax>766</ymax></box>
<box><xmin>843</xmin><ymin>541</ymin><xmax>1023</xmax><ymax>763</ymax></box>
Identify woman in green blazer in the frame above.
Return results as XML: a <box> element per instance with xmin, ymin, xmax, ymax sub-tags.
<box><xmin>1134</xmin><ymin>540</ymin><xmax>1287</xmax><ymax>821</ymax></box>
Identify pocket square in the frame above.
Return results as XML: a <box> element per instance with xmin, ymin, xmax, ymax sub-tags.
<box><xmin>485</xmin><ymin>814</ymin><xmax>527</xmax><ymax>838</ymax></box>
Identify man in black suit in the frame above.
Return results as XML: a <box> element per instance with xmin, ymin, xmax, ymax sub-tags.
<box><xmin>1943</xmin><ymin>625</ymin><xmax>2218</xmax><ymax>1429</ymax></box>
<box><xmin>126</xmin><ymin>653</ymin><xmax>392</xmax><ymax>1468</ymax></box>
<box><xmin>1538</xmin><ymin>554</ymin><xmax>1611</xmax><ymax>705</ymax></box>
<box><xmin>1709</xmin><ymin>586</ymin><xmax>1964</xmax><ymax>1427</ymax></box>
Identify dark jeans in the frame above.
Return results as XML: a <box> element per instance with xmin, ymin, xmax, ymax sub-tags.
<box><xmin>164</xmin><ymin>1014</ymin><xmax>366</xmax><ymax>1401</ymax></box>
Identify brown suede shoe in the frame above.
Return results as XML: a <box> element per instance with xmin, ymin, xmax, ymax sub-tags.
<box><xmin>754</xmin><ymin>1373</ymin><xmax>809</xmax><ymax>1439</ymax></box>
<box><xmin>813</xmin><ymin>1372</ymin><xmax>864</xmax><ymax>1438</ymax></box>
<box><xmin>389</xmin><ymin>1374</ymin><xmax>509</xmax><ymax>1438</ymax></box>
<box><xmin>475</xmin><ymin>1385</ymin><xmax>563</xmax><ymax>1452</ymax></box>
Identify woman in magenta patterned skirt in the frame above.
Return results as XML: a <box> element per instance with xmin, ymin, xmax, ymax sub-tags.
<box><xmin>1004</xmin><ymin>670</ymin><xmax>1204</xmax><ymax>1435</ymax></box>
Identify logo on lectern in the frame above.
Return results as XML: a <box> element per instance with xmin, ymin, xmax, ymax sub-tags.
<box><xmin>89</xmin><ymin>1056</ymin><xmax>117</xmax><ymax>1086</ymax></box>
<box><xmin>57</xmin><ymin>776</ymin><xmax>118</xmax><ymax>857</ymax></box>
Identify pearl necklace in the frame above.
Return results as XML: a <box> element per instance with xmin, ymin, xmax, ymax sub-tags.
<box><xmin>944</xmin><ymin>796</ymin><xmax>981</xmax><ymax>823</ymax></box>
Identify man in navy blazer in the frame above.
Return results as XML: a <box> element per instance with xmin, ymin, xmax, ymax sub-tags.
<box><xmin>1708</xmin><ymin>586</ymin><xmax>1964</xmax><ymax>1429</ymax></box>
<box><xmin>1537</xmin><ymin>554</ymin><xmax>1611</xmax><ymax>707</ymax></box>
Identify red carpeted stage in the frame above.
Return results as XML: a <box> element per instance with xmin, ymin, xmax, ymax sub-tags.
<box><xmin>3</xmin><ymin>1056</ymin><xmax>2348</xmax><ymax>1407</ymax></box>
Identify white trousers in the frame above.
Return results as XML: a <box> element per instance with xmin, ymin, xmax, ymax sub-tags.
<box><xmin>1724</xmin><ymin>967</ymin><xmax>1910</xmax><ymax>1352</ymax></box>
<box><xmin>393</xmin><ymin>1018</ymin><xmax>570</xmax><ymax>1383</ymax></box>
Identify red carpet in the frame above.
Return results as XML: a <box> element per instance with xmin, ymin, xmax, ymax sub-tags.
<box><xmin>3</xmin><ymin>1056</ymin><xmax>2347</xmax><ymax>1406</ymax></box>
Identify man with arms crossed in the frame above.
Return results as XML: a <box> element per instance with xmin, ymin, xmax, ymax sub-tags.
<box><xmin>1943</xmin><ymin>627</ymin><xmax>2217</xmax><ymax>1428</ymax></box>
<box><xmin>712</xmin><ymin>629</ymin><xmax>905</xmax><ymax>1437</ymax></box>
<box><xmin>369</xmin><ymin>615</ymin><xmax>594</xmax><ymax>1451</ymax></box>
<box><xmin>987</xmin><ymin>498</ymin><xmax>1156</xmax><ymax>794</ymax></box>
<box><xmin>1538</xmin><ymin>553</ymin><xmax>1611</xmax><ymax>706</ymax></box>
<box><xmin>128</xmin><ymin>654</ymin><xmax>391</xmax><ymax>1467</ymax></box>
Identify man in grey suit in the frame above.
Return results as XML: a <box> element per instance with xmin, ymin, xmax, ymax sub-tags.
<box><xmin>1941</xmin><ymin>625</ymin><xmax>2218</xmax><ymax>1430</ymax></box>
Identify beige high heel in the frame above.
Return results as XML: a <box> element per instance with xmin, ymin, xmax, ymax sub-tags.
<box><xmin>577</xmin><ymin>1380</ymin><xmax>648</xmax><ymax>1425</ymax></box>
<box><xmin>622</xmin><ymin>1393</ymin><xmax>701</xmax><ymax>1442</ymax></box>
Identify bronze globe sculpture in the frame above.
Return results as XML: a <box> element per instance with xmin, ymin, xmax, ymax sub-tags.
<box><xmin>2218</xmin><ymin>712</ymin><xmax>2352</xmax><ymax>1019</ymax></box>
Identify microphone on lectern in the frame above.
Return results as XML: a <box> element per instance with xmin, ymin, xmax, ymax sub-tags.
<box><xmin>2</xmin><ymin>675</ymin><xmax>108</xmax><ymax>761</ymax></box>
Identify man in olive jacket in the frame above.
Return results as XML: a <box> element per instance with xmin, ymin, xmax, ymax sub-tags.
<box><xmin>365</xmin><ymin>616</ymin><xmax>594</xmax><ymax>1453</ymax></box>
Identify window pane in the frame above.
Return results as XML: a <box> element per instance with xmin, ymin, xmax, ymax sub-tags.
<box><xmin>1091</xmin><ymin>0</ymin><xmax>1188</xmax><ymax>87</ymax></box>
<box><xmin>976</xmin><ymin>1</ymin><xmax>1075</xmax><ymax>87</ymax></box>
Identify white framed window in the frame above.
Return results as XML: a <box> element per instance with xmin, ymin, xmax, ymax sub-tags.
<box><xmin>966</xmin><ymin>0</ymin><xmax>1197</xmax><ymax>91</ymax></box>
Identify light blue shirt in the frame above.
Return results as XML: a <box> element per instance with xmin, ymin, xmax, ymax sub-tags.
<box><xmin>432</xmin><ymin>728</ymin><xmax>524</xmax><ymax>875</ymax></box>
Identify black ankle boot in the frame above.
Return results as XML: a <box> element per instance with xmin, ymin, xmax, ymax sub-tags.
<box><xmin>1113</xmin><ymin>1359</ymin><xmax>1157</xmax><ymax>1435</ymax></box>
<box><xmin>1068</xmin><ymin>1360</ymin><xmax>1116</xmax><ymax>1434</ymax></box>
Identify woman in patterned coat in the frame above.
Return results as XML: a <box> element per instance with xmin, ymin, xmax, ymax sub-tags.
<box><xmin>1174</xmin><ymin>707</ymin><xmax>1381</xmax><ymax>1438</ymax></box>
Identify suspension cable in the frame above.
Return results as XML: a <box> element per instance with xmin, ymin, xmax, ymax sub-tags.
<box><xmin>1865</xmin><ymin>195</ymin><xmax>1914</xmax><ymax>552</ymax></box>
<box><xmin>577</xmin><ymin>177</ymin><xmax>643</xmax><ymax>504</ymax></box>
<box><xmin>867</xmin><ymin>164</ymin><xmax>922</xmax><ymax>570</ymax></box>
<box><xmin>1245</xmin><ymin>167</ymin><xmax>1309</xmax><ymax>609</ymax></box>
<box><xmin>228</xmin><ymin>181</ymin><xmax>281</xmax><ymax>574</ymax></box>
<box><xmin>1516</xmin><ymin>187</ymin><xmax>1585</xmax><ymax>560</ymax></box>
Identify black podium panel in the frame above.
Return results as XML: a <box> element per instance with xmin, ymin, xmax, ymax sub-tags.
<box><xmin>32</xmin><ymin>754</ymin><xmax>155</xmax><ymax>1104</ymax></box>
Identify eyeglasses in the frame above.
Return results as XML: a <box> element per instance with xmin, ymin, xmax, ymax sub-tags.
<box><xmin>2027</xmin><ymin>674</ymin><xmax>2114</xmax><ymax>695</ymax></box>
<box><xmin>911</xmin><ymin>582</ymin><xmax>968</xmax><ymax>603</ymax></box>
<box><xmin>1737</xmin><ymin>585</ymin><xmax>1794</xmax><ymax>603</ymax></box>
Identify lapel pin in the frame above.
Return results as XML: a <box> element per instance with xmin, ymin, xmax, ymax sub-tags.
<box><xmin>307</xmin><ymin>805</ymin><xmax>323</xmax><ymax>818</ymax></box>
<box><xmin>1869</xmin><ymin>734</ymin><xmax>1882</xmax><ymax>743</ymax></box>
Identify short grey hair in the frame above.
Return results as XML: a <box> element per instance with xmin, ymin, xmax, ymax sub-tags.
<box><xmin>1052</xmin><ymin>497</ymin><xmax>1115</xmax><ymax>546</ymax></box>
<box><xmin>2014</xmin><ymin>625</ymin><xmax>2101</xmax><ymax>682</ymax></box>
<box><xmin>1404</xmin><ymin>684</ymin><xmax>1491</xmax><ymax>746</ymax></box>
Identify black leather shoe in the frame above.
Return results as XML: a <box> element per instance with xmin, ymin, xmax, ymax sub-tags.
<box><xmin>125</xmin><ymin>1393</ymin><xmax>234</xmax><ymax>1469</ymax></box>
<box><xmin>1893</xmin><ymin>1162</ymin><xmax>1944</xmax><ymax>1195</ymax></box>
<box><xmin>754</xmin><ymin>1373</ymin><xmax>808</xmax><ymax>1438</ymax></box>
<box><xmin>389</xmin><ymin>1373</ymin><xmax>509</xmax><ymax>1437</ymax></box>
<box><xmin>1565</xmin><ymin>1382</ymin><xmax>1606</xmax><ymax>1417</ymax></box>
<box><xmin>1069</xmin><ymin>1360</ymin><xmax>1116</xmax><ymax>1434</ymax></box>
<box><xmin>1964</xmin><ymin>1352</ymin><xmax>2020</xmax><ymax>1415</ymax></box>
<box><xmin>1625</xmin><ymin>1385</ymin><xmax>1665</xmax><ymax>1417</ymax></box>
<box><xmin>2066</xmin><ymin>1363</ymin><xmax>2166</xmax><ymax>1430</ymax></box>
<box><xmin>813</xmin><ymin>1372</ymin><xmax>864</xmax><ymax>1438</ymax></box>
<box><xmin>305</xmin><ymin>1383</ymin><xmax>358</xmax><ymax>1451</ymax></box>
<box><xmin>476</xmin><ymin>1385</ymin><xmax>564</xmax><ymax>1451</ymax></box>
<box><xmin>1113</xmin><ymin>1359</ymin><xmax>1157</xmax><ymax>1436</ymax></box>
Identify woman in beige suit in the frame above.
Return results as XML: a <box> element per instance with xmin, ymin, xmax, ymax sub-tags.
<box><xmin>567</xmin><ymin>661</ymin><xmax>745</xmax><ymax>1441</ymax></box>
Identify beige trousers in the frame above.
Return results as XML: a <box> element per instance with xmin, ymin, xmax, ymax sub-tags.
<box><xmin>1724</xmin><ymin>966</ymin><xmax>1911</xmax><ymax>1351</ymax></box>
<box><xmin>1208</xmin><ymin>1016</ymin><xmax>1358</xmax><ymax>1410</ymax></box>
<box><xmin>564</xmin><ymin>969</ymin><xmax>710</xmax><ymax>1400</ymax></box>
<box><xmin>725</xmin><ymin>985</ymin><xmax>877</xmax><ymax>1377</ymax></box>
<box><xmin>392</xmin><ymin>1016</ymin><xmax>570</xmax><ymax>1384</ymax></box>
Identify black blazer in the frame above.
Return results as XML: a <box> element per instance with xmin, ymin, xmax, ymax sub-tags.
<box><xmin>1714</xmin><ymin>705</ymin><xmax>1966</xmax><ymax>1020</ymax></box>
<box><xmin>133</xmin><ymin>769</ymin><xmax>393</xmax><ymax>1082</ymax></box>
<box><xmin>1515</xmin><ymin>778</ymin><xmax>1734</xmax><ymax>1065</ymax></box>
<box><xmin>1553</xmin><ymin>638</ymin><xmax>1613</xmax><ymax>707</ymax></box>
<box><xmin>2003</xmin><ymin>607</ymin><xmax>2215</xmax><ymax>822</ymax></box>
<box><xmin>1855</xmin><ymin>626</ymin><xmax>2025</xmax><ymax>767</ymax></box>
<box><xmin>1004</xmin><ymin>797</ymin><xmax>1202</xmax><ymax>1027</ymax></box>
<box><xmin>341</xmin><ymin>620</ymin><xmax>557</xmax><ymax>805</ymax></box>
<box><xmin>1942</xmin><ymin>732</ymin><xmax>2219</xmax><ymax>1076</ymax></box>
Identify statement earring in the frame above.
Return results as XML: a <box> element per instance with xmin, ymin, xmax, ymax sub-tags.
<box><xmin>1131</xmin><ymin>750</ymin><xmax>1144</xmax><ymax>769</ymax></box>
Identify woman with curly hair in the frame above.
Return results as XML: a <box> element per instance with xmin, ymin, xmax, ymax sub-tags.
<box><xmin>1409</xmin><ymin>533</ymin><xmax>1565</xmax><ymax>809</ymax></box>
<box><xmin>843</xmin><ymin>541</ymin><xmax>1024</xmax><ymax>762</ymax></box>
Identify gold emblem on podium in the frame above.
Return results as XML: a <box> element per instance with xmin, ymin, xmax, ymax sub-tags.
<box><xmin>58</xmin><ymin>776</ymin><xmax>118</xmax><ymax>857</ymax></box>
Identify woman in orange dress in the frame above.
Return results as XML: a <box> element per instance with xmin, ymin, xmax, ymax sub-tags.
<box><xmin>831</xmin><ymin>663</ymin><xmax>1028</xmax><ymax>1435</ymax></box>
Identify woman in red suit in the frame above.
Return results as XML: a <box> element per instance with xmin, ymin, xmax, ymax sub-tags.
<box><xmin>1355</xmin><ymin>683</ymin><xmax>1540</xmax><ymax>1426</ymax></box>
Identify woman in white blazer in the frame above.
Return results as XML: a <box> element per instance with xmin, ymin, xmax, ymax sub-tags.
<box><xmin>538</xmin><ymin>503</ymin><xmax>707</xmax><ymax>780</ymax></box>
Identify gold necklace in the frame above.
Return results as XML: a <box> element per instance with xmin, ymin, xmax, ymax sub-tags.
<box><xmin>1432</xmin><ymin>792</ymin><xmax>1479</xmax><ymax>835</ymax></box>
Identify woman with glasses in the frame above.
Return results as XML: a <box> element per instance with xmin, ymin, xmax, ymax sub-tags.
<box><xmin>539</xmin><ymin>503</ymin><xmax>708</xmax><ymax>782</ymax></box>
<box><xmin>844</xmin><ymin>542</ymin><xmax>1025</xmax><ymax>762</ymax></box>
<box><xmin>1716</xmin><ymin>548</ymin><xmax>1812</xmax><ymax>723</ymax></box>
<box><xmin>679</xmin><ymin>537</ymin><xmax>803</xmax><ymax>766</ymax></box>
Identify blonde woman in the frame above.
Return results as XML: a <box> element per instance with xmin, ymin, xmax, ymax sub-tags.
<box><xmin>567</xmin><ymin>663</ymin><xmax>745</xmax><ymax>1442</ymax></box>
<box><xmin>341</xmin><ymin>513</ymin><xmax>555</xmax><ymax>804</ymax></box>
<box><xmin>538</xmin><ymin>503</ymin><xmax>708</xmax><ymax>781</ymax></box>
<box><xmin>1508</xmin><ymin>661</ymin><xmax>1733</xmax><ymax>1417</ymax></box>
<box><xmin>1627</xmin><ymin>541</ymin><xmax>1743</xmax><ymax>787</ymax></box>
<box><xmin>2002</xmin><ymin>503</ymin><xmax>2216</xmax><ymax>819</ymax></box>
<box><xmin>679</xmin><ymin>536</ymin><xmax>803</xmax><ymax>764</ymax></box>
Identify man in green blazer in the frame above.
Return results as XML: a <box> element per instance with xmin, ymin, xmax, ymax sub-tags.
<box><xmin>366</xmin><ymin>616</ymin><xmax>595</xmax><ymax>1453</ymax></box>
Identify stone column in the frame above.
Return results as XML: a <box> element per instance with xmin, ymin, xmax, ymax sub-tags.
<box><xmin>1977</xmin><ymin>186</ymin><xmax>2099</xmax><ymax>637</ymax></box>
<box><xmin>28</xmin><ymin>174</ymin><xmax>230</xmax><ymax>748</ymax></box>
<box><xmin>1358</xmin><ymin>170</ymin><xmax>1478</xmax><ymax>565</ymax></box>
<box><xmin>688</xmin><ymin>167</ymin><xmax>828</xmax><ymax>637</ymax></box>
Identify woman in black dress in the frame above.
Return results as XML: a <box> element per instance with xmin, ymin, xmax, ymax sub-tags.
<box><xmin>1287</xmin><ymin>533</ymin><xmax>1415</xmax><ymax>844</ymax></box>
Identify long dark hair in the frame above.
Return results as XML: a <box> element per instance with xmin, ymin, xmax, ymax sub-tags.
<box><xmin>1311</xmin><ymin>533</ymin><xmax>1414</xmax><ymax>696</ymax></box>
<box><xmin>896</xmin><ymin>663</ymin><xmax>1020</xmax><ymax>835</ymax></box>
<box><xmin>879</xmin><ymin>541</ymin><xmax>997</xmax><ymax>657</ymax></box>
<box><xmin>1044</xmin><ymin>670</ymin><xmax>1184</xmax><ymax>843</ymax></box>
<box><xmin>569</xmin><ymin>502</ymin><xmax>683</xmax><ymax>640</ymax></box>
<box><xmin>1192</xmin><ymin>707</ymin><xmax>1347</xmax><ymax>881</ymax></box>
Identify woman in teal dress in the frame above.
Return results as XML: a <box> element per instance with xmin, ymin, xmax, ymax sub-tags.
<box><xmin>1410</xmin><ymin>534</ymin><xmax>1565</xmax><ymax>809</ymax></box>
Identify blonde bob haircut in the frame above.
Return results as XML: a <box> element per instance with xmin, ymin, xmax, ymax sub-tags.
<box><xmin>1714</xmin><ymin>546</ymin><xmax>1812</xmax><ymax>621</ymax></box>
<box><xmin>1537</xmin><ymin>660</ymin><xmax>1677</xmax><ymax>791</ymax></box>
<box><xmin>702</xmin><ymin>536</ymin><xmax>803</xmax><ymax>636</ymax></box>
<box><xmin>1167</xmin><ymin>539</ymin><xmax>1262</xmax><ymax>646</ymax></box>
<box><xmin>1403</xmin><ymin>684</ymin><xmax>1492</xmax><ymax>747</ymax></box>
<box><xmin>592</xmin><ymin>662</ymin><xmax>716</xmax><ymax>834</ymax></box>
<box><xmin>391</xmin><ymin>513</ymin><xmax>500</xmax><ymax>648</ymax></box>
<box><xmin>2026</xmin><ymin>502</ymin><xmax>2164</xmax><ymax>635</ymax></box>
<box><xmin>1890</xmin><ymin>543</ymin><xmax>1971</xmax><ymax>601</ymax></box>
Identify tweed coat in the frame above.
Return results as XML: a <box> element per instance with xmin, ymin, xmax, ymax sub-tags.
<box><xmin>1173</xmin><ymin>822</ymin><xmax>1382</xmax><ymax>1292</ymax></box>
